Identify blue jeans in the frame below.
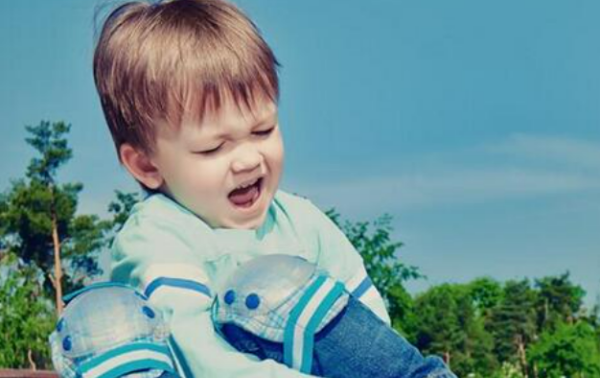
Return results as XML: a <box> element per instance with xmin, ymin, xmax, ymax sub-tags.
<box><xmin>220</xmin><ymin>296</ymin><xmax>456</xmax><ymax>378</ymax></box>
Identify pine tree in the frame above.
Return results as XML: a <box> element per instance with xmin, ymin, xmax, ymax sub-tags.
<box><xmin>487</xmin><ymin>279</ymin><xmax>538</xmax><ymax>375</ymax></box>
<box><xmin>412</xmin><ymin>283</ymin><xmax>497</xmax><ymax>377</ymax></box>
<box><xmin>534</xmin><ymin>272</ymin><xmax>585</xmax><ymax>331</ymax></box>
<box><xmin>0</xmin><ymin>121</ymin><xmax>110</xmax><ymax>314</ymax></box>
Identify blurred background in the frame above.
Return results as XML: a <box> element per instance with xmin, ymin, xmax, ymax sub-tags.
<box><xmin>1</xmin><ymin>0</ymin><xmax>599</xmax><ymax>376</ymax></box>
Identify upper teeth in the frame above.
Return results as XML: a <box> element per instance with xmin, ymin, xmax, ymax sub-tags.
<box><xmin>236</xmin><ymin>178</ymin><xmax>258</xmax><ymax>190</ymax></box>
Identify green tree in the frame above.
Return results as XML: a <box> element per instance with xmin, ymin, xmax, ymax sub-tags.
<box><xmin>469</xmin><ymin>277</ymin><xmax>503</xmax><ymax>317</ymax></box>
<box><xmin>106</xmin><ymin>190</ymin><xmax>141</xmax><ymax>244</ymax></box>
<box><xmin>412</xmin><ymin>283</ymin><xmax>497</xmax><ymax>377</ymax></box>
<box><xmin>413</xmin><ymin>285</ymin><xmax>461</xmax><ymax>363</ymax></box>
<box><xmin>487</xmin><ymin>279</ymin><xmax>538</xmax><ymax>374</ymax></box>
<box><xmin>0</xmin><ymin>121</ymin><xmax>109</xmax><ymax>313</ymax></box>
<box><xmin>326</xmin><ymin>210</ymin><xmax>421</xmax><ymax>334</ymax></box>
<box><xmin>0</xmin><ymin>253</ymin><xmax>56</xmax><ymax>369</ymax></box>
<box><xmin>588</xmin><ymin>294</ymin><xmax>600</xmax><ymax>353</ymax></box>
<box><xmin>528</xmin><ymin>322</ymin><xmax>600</xmax><ymax>378</ymax></box>
<box><xmin>535</xmin><ymin>272</ymin><xmax>586</xmax><ymax>331</ymax></box>
<box><xmin>466</xmin><ymin>278</ymin><xmax>504</xmax><ymax>376</ymax></box>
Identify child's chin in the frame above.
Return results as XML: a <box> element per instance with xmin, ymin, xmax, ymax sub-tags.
<box><xmin>224</xmin><ymin>207</ymin><xmax>268</xmax><ymax>230</ymax></box>
<box><xmin>221</xmin><ymin>219</ymin><xmax>262</xmax><ymax>230</ymax></box>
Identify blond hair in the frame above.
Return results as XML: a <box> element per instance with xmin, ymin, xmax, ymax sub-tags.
<box><xmin>93</xmin><ymin>0</ymin><xmax>280</xmax><ymax>157</ymax></box>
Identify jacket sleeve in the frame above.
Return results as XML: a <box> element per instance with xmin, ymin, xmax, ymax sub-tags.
<box><xmin>111</xmin><ymin>214</ymin><xmax>316</xmax><ymax>378</ymax></box>
<box><xmin>298</xmin><ymin>199</ymin><xmax>391</xmax><ymax>325</ymax></box>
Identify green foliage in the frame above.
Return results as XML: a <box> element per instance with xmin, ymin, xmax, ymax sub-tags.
<box><xmin>469</xmin><ymin>277</ymin><xmax>503</xmax><ymax>316</ymax></box>
<box><xmin>0</xmin><ymin>121</ymin><xmax>109</xmax><ymax>296</ymax></box>
<box><xmin>0</xmin><ymin>254</ymin><xmax>56</xmax><ymax>369</ymax></box>
<box><xmin>410</xmin><ymin>275</ymin><xmax>597</xmax><ymax>378</ymax></box>
<box><xmin>413</xmin><ymin>284</ymin><xmax>464</xmax><ymax>356</ymax></box>
<box><xmin>0</xmin><ymin>121</ymin><xmax>134</xmax><ymax>369</ymax></box>
<box><xmin>587</xmin><ymin>296</ymin><xmax>600</xmax><ymax>348</ymax></box>
<box><xmin>528</xmin><ymin>322</ymin><xmax>600</xmax><ymax>378</ymax></box>
<box><xmin>490</xmin><ymin>362</ymin><xmax>527</xmax><ymax>378</ymax></box>
<box><xmin>486</xmin><ymin>279</ymin><xmax>538</xmax><ymax>367</ymax></box>
<box><xmin>0</xmin><ymin>179</ymin><xmax>80</xmax><ymax>271</ymax></box>
<box><xmin>106</xmin><ymin>190</ymin><xmax>141</xmax><ymax>244</ymax></box>
<box><xmin>534</xmin><ymin>272</ymin><xmax>585</xmax><ymax>331</ymax></box>
<box><xmin>25</xmin><ymin>121</ymin><xmax>72</xmax><ymax>186</ymax></box>
<box><xmin>326</xmin><ymin>210</ymin><xmax>420</xmax><ymax>333</ymax></box>
<box><xmin>325</xmin><ymin>211</ymin><xmax>600</xmax><ymax>378</ymax></box>
<box><xmin>412</xmin><ymin>283</ymin><xmax>497</xmax><ymax>377</ymax></box>
<box><xmin>63</xmin><ymin>214</ymin><xmax>111</xmax><ymax>292</ymax></box>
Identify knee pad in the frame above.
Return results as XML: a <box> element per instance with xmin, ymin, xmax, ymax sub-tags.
<box><xmin>213</xmin><ymin>254</ymin><xmax>349</xmax><ymax>373</ymax></box>
<box><xmin>49</xmin><ymin>283</ymin><xmax>178</xmax><ymax>378</ymax></box>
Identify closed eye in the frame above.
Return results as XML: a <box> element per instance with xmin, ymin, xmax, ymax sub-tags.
<box><xmin>194</xmin><ymin>143</ymin><xmax>224</xmax><ymax>155</ymax></box>
<box><xmin>253</xmin><ymin>126</ymin><xmax>275</xmax><ymax>137</ymax></box>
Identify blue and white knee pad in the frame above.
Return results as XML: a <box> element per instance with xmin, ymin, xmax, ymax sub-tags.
<box><xmin>213</xmin><ymin>254</ymin><xmax>349</xmax><ymax>374</ymax></box>
<box><xmin>49</xmin><ymin>283</ymin><xmax>178</xmax><ymax>378</ymax></box>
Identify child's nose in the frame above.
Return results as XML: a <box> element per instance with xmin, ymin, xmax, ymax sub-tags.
<box><xmin>231</xmin><ymin>145</ymin><xmax>263</xmax><ymax>173</ymax></box>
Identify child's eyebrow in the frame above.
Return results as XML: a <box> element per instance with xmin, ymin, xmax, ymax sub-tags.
<box><xmin>251</xmin><ymin>112</ymin><xmax>278</xmax><ymax>129</ymax></box>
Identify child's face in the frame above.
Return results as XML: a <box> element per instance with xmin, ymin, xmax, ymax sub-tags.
<box><xmin>149</xmin><ymin>98</ymin><xmax>283</xmax><ymax>229</ymax></box>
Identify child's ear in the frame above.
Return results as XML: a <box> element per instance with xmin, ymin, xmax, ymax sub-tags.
<box><xmin>119</xmin><ymin>144</ymin><xmax>164</xmax><ymax>190</ymax></box>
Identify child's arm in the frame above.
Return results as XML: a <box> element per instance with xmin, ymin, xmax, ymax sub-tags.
<box><xmin>148</xmin><ymin>286</ymin><xmax>316</xmax><ymax>378</ymax></box>
<box><xmin>295</xmin><ymin>198</ymin><xmax>391</xmax><ymax>325</ymax></box>
<box><xmin>111</xmin><ymin>210</ymin><xmax>318</xmax><ymax>378</ymax></box>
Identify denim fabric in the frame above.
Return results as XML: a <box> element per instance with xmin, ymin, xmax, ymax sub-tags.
<box><xmin>156</xmin><ymin>372</ymin><xmax>180</xmax><ymax>378</ymax></box>
<box><xmin>220</xmin><ymin>296</ymin><xmax>457</xmax><ymax>378</ymax></box>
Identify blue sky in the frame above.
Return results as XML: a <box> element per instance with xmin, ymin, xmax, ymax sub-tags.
<box><xmin>1</xmin><ymin>0</ymin><xmax>599</xmax><ymax>307</ymax></box>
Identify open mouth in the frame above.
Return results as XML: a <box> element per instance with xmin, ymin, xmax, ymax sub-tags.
<box><xmin>228</xmin><ymin>178</ymin><xmax>263</xmax><ymax>209</ymax></box>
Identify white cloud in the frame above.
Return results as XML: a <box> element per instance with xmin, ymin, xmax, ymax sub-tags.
<box><xmin>485</xmin><ymin>133</ymin><xmax>600</xmax><ymax>170</ymax></box>
<box><xmin>292</xmin><ymin>134</ymin><xmax>600</xmax><ymax>216</ymax></box>
<box><xmin>296</xmin><ymin>168</ymin><xmax>599</xmax><ymax>214</ymax></box>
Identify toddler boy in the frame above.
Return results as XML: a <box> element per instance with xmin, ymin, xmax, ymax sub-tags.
<box><xmin>93</xmin><ymin>0</ymin><xmax>454</xmax><ymax>377</ymax></box>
